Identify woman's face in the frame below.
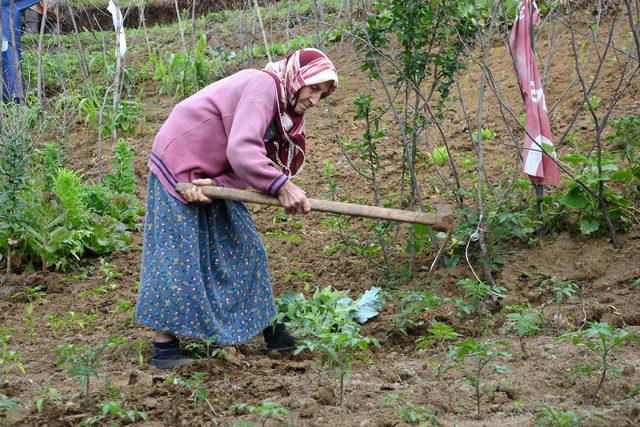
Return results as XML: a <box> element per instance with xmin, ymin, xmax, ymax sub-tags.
<box><xmin>293</xmin><ymin>81</ymin><xmax>334</xmax><ymax>115</ymax></box>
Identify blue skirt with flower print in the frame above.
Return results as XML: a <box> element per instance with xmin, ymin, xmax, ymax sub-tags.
<box><xmin>135</xmin><ymin>174</ymin><xmax>276</xmax><ymax>345</ymax></box>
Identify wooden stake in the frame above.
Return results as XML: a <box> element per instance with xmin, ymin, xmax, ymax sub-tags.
<box><xmin>175</xmin><ymin>184</ymin><xmax>456</xmax><ymax>232</ymax></box>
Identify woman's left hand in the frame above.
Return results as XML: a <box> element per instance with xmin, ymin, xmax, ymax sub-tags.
<box><xmin>179</xmin><ymin>178</ymin><xmax>214</xmax><ymax>204</ymax></box>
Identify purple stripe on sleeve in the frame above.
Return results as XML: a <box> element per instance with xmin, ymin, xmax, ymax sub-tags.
<box><xmin>150</xmin><ymin>153</ymin><xmax>177</xmax><ymax>186</ymax></box>
<box><xmin>149</xmin><ymin>157</ymin><xmax>177</xmax><ymax>187</ymax></box>
<box><xmin>267</xmin><ymin>173</ymin><xmax>287</xmax><ymax>195</ymax></box>
<box><xmin>272</xmin><ymin>175</ymin><xmax>289</xmax><ymax>195</ymax></box>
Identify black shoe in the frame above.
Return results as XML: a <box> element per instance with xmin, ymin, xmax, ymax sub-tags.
<box><xmin>149</xmin><ymin>339</ymin><xmax>193</xmax><ymax>370</ymax></box>
<box><xmin>263</xmin><ymin>323</ymin><xmax>298</xmax><ymax>353</ymax></box>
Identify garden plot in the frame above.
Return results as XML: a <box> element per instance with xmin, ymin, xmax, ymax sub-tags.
<box><xmin>1</xmin><ymin>0</ymin><xmax>640</xmax><ymax>426</ymax></box>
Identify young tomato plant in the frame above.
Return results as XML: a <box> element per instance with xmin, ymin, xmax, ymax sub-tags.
<box><xmin>0</xmin><ymin>329</ymin><xmax>25</xmax><ymax>381</ymax></box>
<box><xmin>54</xmin><ymin>337</ymin><xmax>121</xmax><ymax>401</ymax></box>
<box><xmin>166</xmin><ymin>372</ymin><xmax>217</xmax><ymax>417</ymax></box>
<box><xmin>559</xmin><ymin>322</ymin><xmax>637</xmax><ymax>401</ymax></box>
<box><xmin>82</xmin><ymin>400</ymin><xmax>148</xmax><ymax>426</ymax></box>
<box><xmin>380</xmin><ymin>394</ymin><xmax>438</xmax><ymax>426</ymax></box>
<box><xmin>534</xmin><ymin>403</ymin><xmax>604</xmax><ymax>426</ymax></box>
<box><xmin>296</xmin><ymin>320</ymin><xmax>380</xmax><ymax>406</ymax></box>
<box><xmin>227</xmin><ymin>400</ymin><xmax>291</xmax><ymax>427</ymax></box>
<box><xmin>454</xmin><ymin>338</ymin><xmax>511</xmax><ymax>416</ymax></box>
<box><xmin>501</xmin><ymin>305</ymin><xmax>544</xmax><ymax>357</ymax></box>
<box><xmin>416</xmin><ymin>321</ymin><xmax>460</xmax><ymax>381</ymax></box>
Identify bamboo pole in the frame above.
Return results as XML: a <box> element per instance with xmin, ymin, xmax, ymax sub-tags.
<box><xmin>175</xmin><ymin>183</ymin><xmax>456</xmax><ymax>232</ymax></box>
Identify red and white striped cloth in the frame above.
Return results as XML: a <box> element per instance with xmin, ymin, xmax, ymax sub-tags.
<box><xmin>509</xmin><ymin>0</ymin><xmax>560</xmax><ymax>186</ymax></box>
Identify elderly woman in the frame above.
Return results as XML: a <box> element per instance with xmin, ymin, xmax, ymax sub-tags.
<box><xmin>135</xmin><ymin>48</ymin><xmax>338</xmax><ymax>369</ymax></box>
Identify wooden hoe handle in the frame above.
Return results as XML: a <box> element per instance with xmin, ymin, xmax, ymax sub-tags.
<box><xmin>175</xmin><ymin>183</ymin><xmax>456</xmax><ymax>232</ymax></box>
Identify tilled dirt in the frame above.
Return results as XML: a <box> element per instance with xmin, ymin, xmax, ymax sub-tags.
<box><xmin>3</xmin><ymin>5</ymin><xmax>640</xmax><ymax>427</ymax></box>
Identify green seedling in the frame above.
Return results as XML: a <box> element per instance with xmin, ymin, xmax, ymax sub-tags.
<box><xmin>559</xmin><ymin>322</ymin><xmax>637</xmax><ymax>401</ymax></box>
<box><xmin>0</xmin><ymin>330</ymin><xmax>25</xmax><ymax>381</ymax></box>
<box><xmin>132</xmin><ymin>339</ymin><xmax>148</xmax><ymax>366</ymax></box>
<box><xmin>431</xmin><ymin>146</ymin><xmax>449</xmax><ymax>167</ymax></box>
<box><xmin>534</xmin><ymin>403</ymin><xmax>604</xmax><ymax>426</ymax></box>
<box><xmin>279</xmin><ymin>287</ymin><xmax>380</xmax><ymax>406</ymax></box>
<box><xmin>184</xmin><ymin>337</ymin><xmax>227</xmax><ymax>360</ymax></box>
<box><xmin>501</xmin><ymin>305</ymin><xmax>543</xmax><ymax>357</ymax></box>
<box><xmin>55</xmin><ymin>337</ymin><xmax>120</xmax><ymax>401</ymax></box>
<box><xmin>393</xmin><ymin>290</ymin><xmax>448</xmax><ymax>335</ymax></box>
<box><xmin>79</xmin><ymin>283</ymin><xmax>119</xmax><ymax>298</ymax></box>
<box><xmin>541</xmin><ymin>277</ymin><xmax>578</xmax><ymax>331</ymax></box>
<box><xmin>283</xmin><ymin>270</ymin><xmax>313</xmax><ymax>291</ymax></box>
<box><xmin>44</xmin><ymin>314</ymin><xmax>68</xmax><ymax>337</ymax></box>
<box><xmin>472</xmin><ymin>128</ymin><xmax>497</xmax><ymax>142</ymax></box>
<box><xmin>166</xmin><ymin>372</ymin><xmax>217</xmax><ymax>417</ymax></box>
<box><xmin>67</xmin><ymin>311</ymin><xmax>98</xmax><ymax>329</ymax></box>
<box><xmin>82</xmin><ymin>400</ymin><xmax>148</xmax><ymax>426</ymax></box>
<box><xmin>455</xmin><ymin>278</ymin><xmax>505</xmax><ymax>319</ymax></box>
<box><xmin>416</xmin><ymin>321</ymin><xmax>460</xmax><ymax>381</ymax></box>
<box><xmin>99</xmin><ymin>258</ymin><xmax>121</xmax><ymax>283</ymax></box>
<box><xmin>454</xmin><ymin>338</ymin><xmax>511</xmax><ymax>416</ymax></box>
<box><xmin>21</xmin><ymin>304</ymin><xmax>38</xmax><ymax>340</ymax></box>
<box><xmin>380</xmin><ymin>394</ymin><xmax>438</xmax><ymax>426</ymax></box>
<box><xmin>0</xmin><ymin>393</ymin><xmax>18</xmax><ymax>413</ymax></box>
<box><xmin>297</xmin><ymin>320</ymin><xmax>379</xmax><ymax>406</ymax></box>
<box><xmin>34</xmin><ymin>386</ymin><xmax>62</xmax><ymax>413</ymax></box>
<box><xmin>227</xmin><ymin>400</ymin><xmax>290</xmax><ymax>427</ymax></box>
<box><xmin>264</xmin><ymin>229</ymin><xmax>301</xmax><ymax>244</ymax></box>
<box><xmin>109</xmin><ymin>299</ymin><xmax>133</xmax><ymax>316</ymax></box>
<box><xmin>11</xmin><ymin>284</ymin><xmax>47</xmax><ymax>302</ymax></box>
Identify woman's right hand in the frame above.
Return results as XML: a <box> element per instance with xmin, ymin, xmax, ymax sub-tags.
<box><xmin>179</xmin><ymin>178</ymin><xmax>214</xmax><ymax>204</ymax></box>
<box><xmin>277</xmin><ymin>180</ymin><xmax>311</xmax><ymax>215</ymax></box>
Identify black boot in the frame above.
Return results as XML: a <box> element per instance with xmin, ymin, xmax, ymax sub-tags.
<box><xmin>263</xmin><ymin>323</ymin><xmax>297</xmax><ymax>353</ymax></box>
<box><xmin>149</xmin><ymin>338</ymin><xmax>193</xmax><ymax>370</ymax></box>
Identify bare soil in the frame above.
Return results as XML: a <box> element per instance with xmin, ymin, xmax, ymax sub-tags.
<box><xmin>2</xmin><ymin>4</ymin><xmax>640</xmax><ymax>427</ymax></box>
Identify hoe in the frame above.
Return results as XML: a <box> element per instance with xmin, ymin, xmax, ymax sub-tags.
<box><xmin>175</xmin><ymin>183</ymin><xmax>457</xmax><ymax>273</ymax></box>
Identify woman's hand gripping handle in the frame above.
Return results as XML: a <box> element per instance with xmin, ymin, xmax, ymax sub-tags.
<box><xmin>276</xmin><ymin>180</ymin><xmax>310</xmax><ymax>215</ymax></box>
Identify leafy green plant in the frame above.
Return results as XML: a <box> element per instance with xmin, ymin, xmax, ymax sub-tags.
<box><xmin>165</xmin><ymin>372</ymin><xmax>217</xmax><ymax>416</ymax></box>
<box><xmin>535</xmin><ymin>403</ymin><xmax>603</xmax><ymax>426</ymax></box>
<box><xmin>151</xmin><ymin>35</ymin><xmax>221</xmax><ymax>99</ymax></box>
<box><xmin>393</xmin><ymin>290</ymin><xmax>448</xmax><ymax>335</ymax></box>
<box><xmin>455</xmin><ymin>278</ymin><xmax>505</xmax><ymax>319</ymax></box>
<box><xmin>55</xmin><ymin>337</ymin><xmax>120</xmax><ymax>401</ymax></box>
<box><xmin>0</xmin><ymin>104</ymin><xmax>37</xmax><ymax>272</ymax></box>
<box><xmin>277</xmin><ymin>287</ymin><xmax>381</xmax><ymax>405</ymax></box>
<box><xmin>416</xmin><ymin>322</ymin><xmax>460</xmax><ymax>381</ymax></box>
<box><xmin>541</xmin><ymin>276</ymin><xmax>578</xmax><ymax>331</ymax></box>
<box><xmin>21</xmin><ymin>304</ymin><xmax>38</xmax><ymax>340</ymax></box>
<box><xmin>454</xmin><ymin>338</ymin><xmax>511</xmax><ymax>416</ymax></box>
<box><xmin>77</xmin><ymin>84</ymin><xmax>142</xmax><ymax>139</ymax></box>
<box><xmin>380</xmin><ymin>394</ymin><xmax>438</xmax><ymax>426</ymax></box>
<box><xmin>34</xmin><ymin>386</ymin><xmax>62</xmax><ymax>413</ymax></box>
<box><xmin>184</xmin><ymin>337</ymin><xmax>228</xmax><ymax>360</ymax></box>
<box><xmin>296</xmin><ymin>318</ymin><xmax>379</xmax><ymax>406</ymax></box>
<box><xmin>132</xmin><ymin>339</ymin><xmax>148</xmax><ymax>366</ymax></box>
<box><xmin>0</xmin><ymin>393</ymin><xmax>18</xmax><ymax>413</ymax></box>
<box><xmin>472</xmin><ymin>128</ymin><xmax>497</xmax><ymax>142</ymax></box>
<box><xmin>501</xmin><ymin>305</ymin><xmax>543</xmax><ymax>357</ymax></box>
<box><xmin>556</xmin><ymin>152</ymin><xmax>633</xmax><ymax>235</ymax></box>
<box><xmin>11</xmin><ymin>284</ymin><xmax>47</xmax><ymax>302</ymax></box>
<box><xmin>559</xmin><ymin>322</ymin><xmax>637</xmax><ymax>400</ymax></box>
<box><xmin>607</xmin><ymin>115</ymin><xmax>640</xmax><ymax>185</ymax></box>
<box><xmin>0</xmin><ymin>329</ymin><xmax>25</xmax><ymax>381</ymax></box>
<box><xmin>227</xmin><ymin>400</ymin><xmax>291</xmax><ymax>427</ymax></box>
<box><xmin>82</xmin><ymin>400</ymin><xmax>148</xmax><ymax>426</ymax></box>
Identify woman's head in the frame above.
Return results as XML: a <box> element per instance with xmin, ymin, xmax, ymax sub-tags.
<box><xmin>264</xmin><ymin>48</ymin><xmax>338</xmax><ymax>115</ymax></box>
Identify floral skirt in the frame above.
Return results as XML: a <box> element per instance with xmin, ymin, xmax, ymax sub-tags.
<box><xmin>135</xmin><ymin>174</ymin><xmax>276</xmax><ymax>345</ymax></box>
